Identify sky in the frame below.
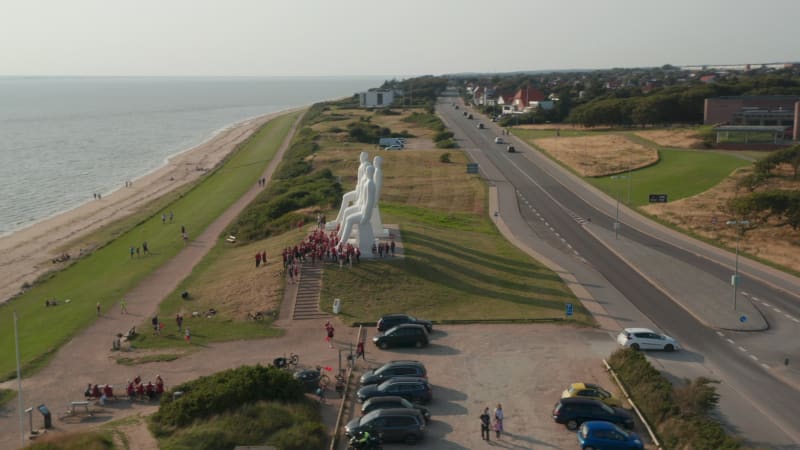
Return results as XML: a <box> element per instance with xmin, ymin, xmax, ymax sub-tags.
<box><xmin>2</xmin><ymin>0</ymin><xmax>799</xmax><ymax>77</ymax></box>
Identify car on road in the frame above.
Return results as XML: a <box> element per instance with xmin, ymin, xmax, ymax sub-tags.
<box><xmin>360</xmin><ymin>360</ymin><xmax>427</xmax><ymax>385</ymax></box>
<box><xmin>507</xmin><ymin>145</ymin><xmax>516</xmax><ymax>153</ymax></box>
<box><xmin>562</xmin><ymin>382</ymin><xmax>623</xmax><ymax>407</ymax></box>
<box><xmin>373</xmin><ymin>324</ymin><xmax>429</xmax><ymax>349</ymax></box>
<box><xmin>552</xmin><ymin>397</ymin><xmax>634</xmax><ymax>430</ymax></box>
<box><xmin>577</xmin><ymin>421</ymin><xmax>644</xmax><ymax>449</ymax></box>
<box><xmin>467</xmin><ymin>113</ymin><xmax>473</xmax><ymax>119</ymax></box>
<box><xmin>494</xmin><ymin>137</ymin><xmax>504</xmax><ymax>144</ymax></box>
<box><xmin>377</xmin><ymin>313</ymin><xmax>433</xmax><ymax>333</ymax></box>
<box><xmin>477</xmin><ymin>123</ymin><xmax>484</xmax><ymax>129</ymax></box>
<box><xmin>617</xmin><ymin>327</ymin><xmax>679</xmax><ymax>351</ymax></box>
<box><xmin>345</xmin><ymin>408</ymin><xmax>426</xmax><ymax>444</ymax></box>
<box><xmin>357</xmin><ymin>377</ymin><xmax>433</xmax><ymax>404</ymax></box>
<box><xmin>361</xmin><ymin>395</ymin><xmax>431</xmax><ymax>422</ymax></box>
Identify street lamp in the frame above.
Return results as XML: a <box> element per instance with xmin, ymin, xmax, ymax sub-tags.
<box><xmin>611</xmin><ymin>175</ymin><xmax>628</xmax><ymax>240</ymax></box>
<box><xmin>726</xmin><ymin>220</ymin><xmax>750</xmax><ymax>310</ymax></box>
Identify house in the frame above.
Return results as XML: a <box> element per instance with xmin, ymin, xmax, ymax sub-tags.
<box><xmin>358</xmin><ymin>90</ymin><xmax>394</xmax><ymax>108</ymax></box>
<box><xmin>512</xmin><ymin>87</ymin><xmax>546</xmax><ymax>111</ymax></box>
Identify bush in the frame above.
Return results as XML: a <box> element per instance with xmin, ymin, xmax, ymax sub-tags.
<box><xmin>436</xmin><ymin>139</ymin><xmax>458</xmax><ymax>149</ymax></box>
<box><xmin>440</xmin><ymin>153</ymin><xmax>452</xmax><ymax>163</ymax></box>
<box><xmin>434</xmin><ymin>130</ymin><xmax>454</xmax><ymax>142</ymax></box>
<box><xmin>608</xmin><ymin>348</ymin><xmax>742</xmax><ymax>449</ymax></box>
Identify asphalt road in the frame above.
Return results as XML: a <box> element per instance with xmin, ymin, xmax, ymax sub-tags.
<box><xmin>437</xmin><ymin>93</ymin><xmax>800</xmax><ymax>449</ymax></box>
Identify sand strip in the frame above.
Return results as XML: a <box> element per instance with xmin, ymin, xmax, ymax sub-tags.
<box><xmin>0</xmin><ymin>110</ymin><xmax>292</xmax><ymax>304</ymax></box>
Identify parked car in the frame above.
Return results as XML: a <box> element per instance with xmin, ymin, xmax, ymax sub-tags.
<box><xmin>384</xmin><ymin>144</ymin><xmax>403</xmax><ymax>151</ymax></box>
<box><xmin>552</xmin><ymin>397</ymin><xmax>634</xmax><ymax>430</ymax></box>
<box><xmin>578</xmin><ymin>421</ymin><xmax>644</xmax><ymax>449</ymax></box>
<box><xmin>361</xmin><ymin>395</ymin><xmax>431</xmax><ymax>422</ymax></box>
<box><xmin>494</xmin><ymin>137</ymin><xmax>504</xmax><ymax>144</ymax></box>
<box><xmin>476</xmin><ymin>123</ymin><xmax>484</xmax><ymax>129</ymax></box>
<box><xmin>507</xmin><ymin>145</ymin><xmax>516</xmax><ymax>153</ymax></box>
<box><xmin>345</xmin><ymin>408</ymin><xmax>426</xmax><ymax>444</ymax></box>
<box><xmin>562</xmin><ymin>382</ymin><xmax>623</xmax><ymax>407</ymax></box>
<box><xmin>357</xmin><ymin>377</ymin><xmax>432</xmax><ymax>404</ymax></box>
<box><xmin>377</xmin><ymin>314</ymin><xmax>433</xmax><ymax>332</ymax></box>
<box><xmin>360</xmin><ymin>360</ymin><xmax>427</xmax><ymax>385</ymax></box>
<box><xmin>616</xmin><ymin>327</ymin><xmax>679</xmax><ymax>351</ymax></box>
<box><xmin>293</xmin><ymin>368</ymin><xmax>323</xmax><ymax>392</ymax></box>
<box><xmin>373</xmin><ymin>324</ymin><xmax>429</xmax><ymax>349</ymax></box>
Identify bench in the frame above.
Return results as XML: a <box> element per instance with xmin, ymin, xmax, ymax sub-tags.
<box><xmin>226</xmin><ymin>235</ymin><xmax>237</xmax><ymax>243</ymax></box>
<box><xmin>70</xmin><ymin>401</ymin><xmax>91</xmax><ymax>415</ymax></box>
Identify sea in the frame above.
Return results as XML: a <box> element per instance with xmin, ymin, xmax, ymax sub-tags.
<box><xmin>0</xmin><ymin>76</ymin><xmax>385</xmax><ymax>237</ymax></box>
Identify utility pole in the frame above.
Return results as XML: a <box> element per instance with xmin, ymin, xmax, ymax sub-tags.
<box><xmin>726</xmin><ymin>220</ymin><xmax>750</xmax><ymax>310</ymax></box>
<box><xmin>15</xmin><ymin>311</ymin><xmax>24</xmax><ymax>447</ymax></box>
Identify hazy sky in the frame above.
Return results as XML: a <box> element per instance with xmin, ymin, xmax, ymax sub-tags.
<box><xmin>2</xmin><ymin>0</ymin><xmax>798</xmax><ymax>77</ymax></box>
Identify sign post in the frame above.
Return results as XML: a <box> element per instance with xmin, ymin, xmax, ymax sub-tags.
<box><xmin>565</xmin><ymin>303</ymin><xmax>573</xmax><ymax>318</ymax></box>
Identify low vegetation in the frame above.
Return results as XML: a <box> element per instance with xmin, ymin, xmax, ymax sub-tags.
<box><xmin>609</xmin><ymin>348</ymin><xmax>742</xmax><ymax>449</ymax></box>
<box><xmin>24</xmin><ymin>431</ymin><xmax>115</xmax><ymax>450</ymax></box>
<box><xmin>150</xmin><ymin>365</ymin><xmax>325</xmax><ymax>450</ymax></box>
<box><xmin>0</xmin><ymin>388</ymin><xmax>15</xmax><ymax>406</ymax></box>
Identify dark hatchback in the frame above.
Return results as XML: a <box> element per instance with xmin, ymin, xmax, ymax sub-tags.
<box><xmin>361</xmin><ymin>395</ymin><xmax>431</xmax><ymax>423</ymax></box>
<box><xmin>373</xmin><ymin>324</ymin><xmax>429</xmax><ymax>349</ymax></box>
<box><xmin>345</xmin><ymin>408</ymin><xmax>426</xmax><ymax>445</ymax></box>
<box><xmin>377</xmin><ymin>314</ymin><xmax>433</xmax><ymax>333</ymax></box>
<box><xmin>553</xmin><ymin>397</ymin><xmax>634</xmax><ymax>430</ymax></box>
<box><xmin>360</xmin><ymin>360</ymin><xmax>427</xmax><ymax>385</ymax></box>
<box><xmin>357</xmin><ymin>377</ymin><xmax>432</xmax><ymax>404</ymax></box>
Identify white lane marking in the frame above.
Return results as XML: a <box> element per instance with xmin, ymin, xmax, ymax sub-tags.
<box><xmin>726</xmin><ymin>338</ymin><xmax>735</xmax><ymax>344</ymax></box>
<box><xmin>751</xmin><ymin>297</ymin><xmax>760</xmax><ymax>302</ymax></box>
<box><xmin>784</xmin><ymin>314</ymin><xmax>794</xmax><ymax>321</ymax></box>
<box><xmin>761</xmin><ymin>363</ymin><xmax>770</xmax><ymax>369</ymax></box>
<box><xmin>573</xmin><ymin>250</ymin><xmax>580</xmax><ymax>256</ymax></box>
<box><xmin>773</xmin><ymin>308</ymin><xmax>782</xmax><ymax>313</ymax></box>
<box><xmin>560</xmin><ymin>238</ymin><xmax>566</xmax><ymax>242</ymax></box>
<box><xmin>716</xmin><ymin>331</ymin><xmax>725</xmax><ymax>337</ymax></box>
<box><xmin>539</xmin><ymin>217</ymin><xmax>544</xmax><ymax>221</ymax></box>
<box><xmin>749</xmin><ymin>354</ymin><xmax>759</xmax><ymax>361</ymax></box>
<box><xmin>549</xmin><ymin>227</ymin><xmax>555</xmax><ymax>232</ymax></box>
<box><xmin>763</xmin><ymin>302</ymin><xmax>771</xmax><ymax>307</ymax></box>
<box><xmin>792</xmin><ymin>317</ymin><xmax>800</xmax><ymax>324</ymax></box>
<box><xmin>738</xmin><ymin>346</ymin><xmax>747</xmax><ymax>352</ymax></box>
<box><xmin>544</xmin><ymin>222</ymin><xmax>549</xmax><ymax>226</ymax></box>
<box><xmin>555</xmin><ymin>232</ymin><xmax>560</xmax><ymax>237</ymax></box>
<box><xmin>741</xmin><ymin>291</ymin><xmax>749</xmax><ymax>296</ymax></box>
<box><xmin>566</xmin><ymin>244</ymin><xmax>573</xmax><ymax>249</ymax></box>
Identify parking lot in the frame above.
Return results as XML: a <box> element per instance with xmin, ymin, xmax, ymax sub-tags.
<box><xmin>343</xmin><ymin>323</ymin><xmax>629</xmax><ymax>449</ymax></box>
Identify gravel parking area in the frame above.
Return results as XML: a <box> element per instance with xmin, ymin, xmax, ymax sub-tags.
<box><xmin>343</xmin><ymin>323</ymin><xmax>628</xmax><ymax>450</ymax></box>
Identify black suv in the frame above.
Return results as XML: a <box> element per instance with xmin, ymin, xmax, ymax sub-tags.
<box><xmin>357</xmin><ymin>377</ymin><xmax>432</xmax><ymax>404</ymax></box>
<box><xmin>361</xmin><ymin>395</ymin><xmax>431</xmax><ymax>422</ymax></box>
<box><xmin>373</xmin><ymin>324</ymin><xmax>429</xmax><ymax>349</ymax></box>
<box><xmin>345</xmin><ymin>408</ymin><xmax>426</xmax><ymax>444</ymax></box>
<box><xmin>377</xmin><ymin>314</ymin><xmax>433</xmax><ymax>333</ymax></box>
<box><xmin>360</xmin><ymin>360</ymin><xmax>427</xmax><ymax>385</ymax></box>
<box><xmin>552</xmin><ymin>397</ymin><xmax>634</xmax><ymax>430</ymax></box>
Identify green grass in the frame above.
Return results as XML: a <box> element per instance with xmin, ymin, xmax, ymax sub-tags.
<box><xmin>0</xmin><ymin>388</ymin><xmax>15</xmax><ymax>407</ymax></box>
<box><xmin>588</xmin><ymin>149</ymin><xmax>750</xmax><ymax>207</ymax></box>
<box><xmin>511</xmin><ymin>128</ymin><xmax>595</xmax><ymax>140</ymax></box>
<box><xmin>0</xmin><ymin>111</ymin><xmax>301</xmax><ymax>380</ymax></box>
<box><xmin>116</xmin><ymin>353</ymin><xmax>182</xmax><ymax>366</ymax></box>
<box><xmin>321</xmin><ymin>203</ymin><xmax>592</xmax><ymax>325</ymax></box>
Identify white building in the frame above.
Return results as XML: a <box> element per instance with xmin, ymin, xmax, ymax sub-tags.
<box><xmin>359</xmin><ymin>90</ymin><xmax>395</xmax><ymax>108</ymax></box>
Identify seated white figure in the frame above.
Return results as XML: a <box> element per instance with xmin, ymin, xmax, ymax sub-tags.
<box><xmin>339</xmin><ymin>165</ymin><xmax>376</xmax><ymax>252</ymax></box>
<box><xmin>333</xmin><ymin>152</ymin><xmax>369</xmax><ymax>226</ymax></box>
<box><xmin>370</xmin><ymin>156</ymin><xmax>386</xmax><ymax>236</ymax></box>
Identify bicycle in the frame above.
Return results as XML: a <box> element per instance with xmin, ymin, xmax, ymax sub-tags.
<box><xmin>272</xmin><ymin>352</ymin><xmax>299</xmax><ymax>369</ymax></box>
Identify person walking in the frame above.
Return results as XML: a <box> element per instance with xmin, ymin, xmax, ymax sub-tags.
<box><xmin>325</xmin><ymin>321</ymin><xmax>335</xmax><ymax>348</ymax></box>
<box><xmin>256</xmin><ymin>252</ymin><xmax>262</xmax><ymax>268</ymax></box>
<box><xmin>480</xmin><ymin>407</ymin><xmax>491</xmax><ymax>441</ymax></box>
<box><xmin>356</xmin><ymin>340</ymin><xmax>366</xmax><ymax>361</ymax></box>
<box><xmin>120</xmin><ymin>297</ymin><xmax>128</xmax><ymax>314</ymax></box>
<box><xmin>96</xmin><ymin>302</ymin><xmax>101</xmax><ymax>317</ymax></box>
<box><xmin>162</xmin><ymin>213</ymin><xmax>166</xmax><ymax>224</ymax></box>
<box><xmin>494</xmin><ymin>403</ymin><xmax>504</xmax><ymax>438</ymax></box>
<box><xmin>176</xmin><ymin>313</ymin><xmax>184</xmax><ymax>331</ymax></box>
<box><xmin>152</xmin><ymin>315</ymin><xmax>160</xmax><ymax>335</ymax></box>
<box><xmin>142</xmin><ymin>241</ymin><xmax>149</xmax><ymax>255</ymax></box>
<box><xmin>184</xmin><ymin>327</ymin><xmax>191</xmax><ymax>344</ymax></box>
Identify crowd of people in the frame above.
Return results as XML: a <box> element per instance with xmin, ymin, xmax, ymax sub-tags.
<box><xmin>125</xmin><ymin>375</ymin><xmax>165</xmax><ymax>401</ymax></box>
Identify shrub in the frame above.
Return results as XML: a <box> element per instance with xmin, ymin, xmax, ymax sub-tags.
<box><xmin>440</xmin><ymin>153</ymin><xmax>452</xmax><ymax>163</ymax></box>
<box><xmin>436</xmin><ymin>139</ymin><xmax>458</xmax><ymax>149</ymax></box>
<box><xmin>434</xmin><ymin>130</ymin><xmax>454</xmax><ymax>142</ymax></box>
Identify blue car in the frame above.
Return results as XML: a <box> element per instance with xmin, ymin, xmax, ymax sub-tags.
<box><xmin>577</xmin><ymin>421</ymin><xmax>643</xmax><ymax>450</ymax></box>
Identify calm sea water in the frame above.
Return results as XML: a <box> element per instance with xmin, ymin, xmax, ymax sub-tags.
<box><xmin>0</xmin><ymin>76</ymin><xmax>383</xmax><ymax>236</ymax></box>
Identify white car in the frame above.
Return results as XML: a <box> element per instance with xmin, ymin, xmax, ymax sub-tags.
<box><xmin>616</xmin><ymin>328</ymin><xmax>679</xmax><ymax>352</ymax></box>
<box><xmin>494</xmin><ymin>137</ymin><xmax>504</xmax><ymax>144</ymax></box>
<box><xmin>384</xmin><ymin>144</ymin><xmax>403</xmax><ymax>151</ymax></box>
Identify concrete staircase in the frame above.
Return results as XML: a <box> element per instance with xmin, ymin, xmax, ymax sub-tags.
<box><xmin>292</xmin><ymin>263</ymin><xmax>329</xmax><ymax>320</ymax></box>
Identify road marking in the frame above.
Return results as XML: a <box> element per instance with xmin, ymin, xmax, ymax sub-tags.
<box><xmin>573</xmin><ymin>250</ymin><xmax>580</xmax><ymax>256</ymax></box>
<box><xmin>763</xmin><ymin>302</ymin><xmax>771</xmax><ymax>307</ymax></box>
<box><xmin>560</xmin><ymin>238</ymin><xmax>566</xmax><ymax>242</ymax></box>
<box><xmin>749</xmin><ymin>354</ymin><xmax>759</xmax><ymax>361</ymax></box>
<box><xmin>539</xmin><ymin>217</ymin><xmax>544</xmax><ymax>221</ymax></box>
<box><xmin>544</xmin><ymin>222</ymin><xmax>549</xmax><ymax>226</ymax></box>
<box><xmin>549</xmin><ymin>227</ymin><xmax>555</xmax><ymax>232</ymax></box>
<box><xmin>726</xmin><ymin>338</ymin><xmax>735</xmax><ymax>344</ymax></box>
<box><xmin>716</xmin><ymin>331</ymin><xmax>725</xmax><ymax>337</ymax></box>
<box><xmin>751</xmin><ymin>297</ymin><xmax>759</xmax><ymax>302</ymax></box>
<box><xmin>773</xmin><ymin>308</ymin><xmax>782</xmax><ymax>313</ymax></box>
<box><xmin>761</xmin><ymin>363</ymin><xmax>770</xmax><ymax>369</ymax></box>
<box><xmin>738</xmin><ymin>346</ymin><xmax>747</xmax><ymax>352</ymax></box>
<box><xmin>792</xmin><ymin>317</ymin><xmax>800</xmax><ymax>324</ymax></box>
<box><xmin>741</xmin><ymin>291</ymin><xmax>749</xmax><ymax>296</ymax></box>
<box><xmin>555</xmin><ymin>232</ymin><xmax>560</xmax><ymax>237</ymax></box>
<box><xmin>566</xmin><ymin>244</ymin><xmax>572</xmax><ymax>249</ymax></box>
<box><xmin>784</xmin><ymin>314</ymin><xmax>794</xmax><ymax>321</ymax></box>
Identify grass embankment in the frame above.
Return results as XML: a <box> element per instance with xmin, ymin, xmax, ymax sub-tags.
<box><xmin>0</xmin><ymin>388</ymin><xmax>15</xmax><ymax>407</ymax></box>
<box><xmin>0</xmin><ymin>111</ymin><xmax>300</xmax><ymax>380</ymax></box>
<box><xmin>24</xmin><ymin>431</ymin><xmax>115</xmax><ymax>450</ymax></box>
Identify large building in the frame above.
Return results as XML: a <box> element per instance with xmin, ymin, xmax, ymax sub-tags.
<box><xmin>704</xmin><ymin>96</ymin><xmax>800</xmax><ymax>141</ymax></box>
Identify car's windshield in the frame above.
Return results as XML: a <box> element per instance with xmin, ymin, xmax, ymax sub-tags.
<box><xmin>401</xmin><ymin>398</ymin><xmax>414</xmax><ymax>408</ymax></box>
<box><xmin>600</xmin><ymin>403</ymin><xmax>614</xmax><ymax>414</ymax></box>
<box><xmin>362</xmin><ymin>409</ymin><xmax>380</xmax><ymax>421</ymax></box>
<box><xmin>407</xmin><ymin>314</ymin><xmax>417</xmax><ymax>321</ymax></box>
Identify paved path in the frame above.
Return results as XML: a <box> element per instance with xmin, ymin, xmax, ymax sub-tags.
<box><xmin>0</xmin><ymin>111</ymin><xmax>361</xmax><ymax>450</ymax></box>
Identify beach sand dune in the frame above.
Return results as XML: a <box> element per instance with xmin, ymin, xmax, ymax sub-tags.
<box><xmin>0</xmin><ymin>112</ymin><xmax>283</xmax><ymax>304</ymax></box>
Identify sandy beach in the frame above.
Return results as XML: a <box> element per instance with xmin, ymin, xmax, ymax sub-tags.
<box><xmin>0</xmin><ymin>111</ymin><xmax>288</xmax><ymax>304</ymax></box>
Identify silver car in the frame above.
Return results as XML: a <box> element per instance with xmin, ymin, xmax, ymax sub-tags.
<box><xmin>616</xmin><ymin>327</ymin><xmax>679</xmax><ymax>351</ymax></box>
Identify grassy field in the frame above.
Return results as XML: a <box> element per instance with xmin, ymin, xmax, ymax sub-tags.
<box><xmin>512</xmin><ymin>128</ymin><xmax>595</xmax><ymax>140</ymax></box>
<box><xmin>321</xmin><ymin>203</ymin><xmax>591</xmax><ymax>325</ymax></box>
<box><xmin>0</xmin><ymin>111</ymin><xmax>300</xmax><ymax>379</ymax></box>
<box><xmin>587</xmin><ymin>149</ymin><xmax>750</xmax><ymax>207</ymax></box>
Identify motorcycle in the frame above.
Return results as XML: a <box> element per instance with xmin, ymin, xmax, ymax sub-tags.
<box><xmin>347</xmin><ymin>431</ymin><xmax>382</xmax><ymax>450</ymax></box>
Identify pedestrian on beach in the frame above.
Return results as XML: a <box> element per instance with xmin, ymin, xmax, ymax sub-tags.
<box><xmin>184</xmin><ymin>327</ymin><xmax>191</xmax><ymax>343</ymax></box>
<box><xmin>494</xmin><ymin>418</ymin><xmax>502</xmax><ymax>439</ymax></box>
<box><xmin>494</xmin><ymin>403</ymin><xmax>504</xmax><ymax>435</ymax></box>
<box><xmin>356</xmin><ymin>341</ymin><xmax>366</xmax><ymax>361</ymax></box>
<box><xmin>120</xmin><ymin>298</ymin><xmax>128</xmax><ymax>314</ymax></box>
<box><xmin>480</xmin><ymin>407</ymin><xmax>491</xmax><ymax>441</ymax></box>
<box><xmin>96</xmin><ymin>302</ymin><xmax>101</xmax><ymax>317</ymax></box>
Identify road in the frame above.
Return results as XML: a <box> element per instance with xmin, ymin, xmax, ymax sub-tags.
<box><xmin>437</xmin><ymin>92</ymin><xmax>800</xmax><ymax>449</ymax></box>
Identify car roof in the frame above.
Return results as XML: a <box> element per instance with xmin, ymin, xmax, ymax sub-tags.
<box><xmin>363</xmin><ymin>396</ymin><xmax>407</xmax><ymax>405</ymax></box>
<box><xmin>560</xmin><ymin>397</ymin><xmax>604</xmax><ymax>405</ymax></box>
<box><xmin>623</xmin><ymin>327</ymin><xmax>655</xmax><ymax>334</ymax></box>
<box><xmin>381</xmin><ymin>360</ymin><xmax>424</xmax><ymax>367</ymax></box>
<box><xmin>388</xmin><ymin>323</ymin><xmax>427</xmax><ymax>331</ymax></box>
<box><xmin>366</xmin><ymin>408</ymin><xmax>424</xmax><ymax>418</ymax></box>
<box><xmin>382</xmin><ymin>313</ymin><xmax>412</xmax><ymax>319</ymax></box>
<box><xmin>582</xmin><ymin>420</ymin><xmax>620</xmax><ymax>430</ymax></box>
<box><xmin>380</xmin><ymin>377</ymin><xmax>428</xmax><ymax>385</ymax></box>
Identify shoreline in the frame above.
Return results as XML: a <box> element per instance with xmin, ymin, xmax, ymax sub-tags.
<box><xmin>0</xmin><ymin>108</ymin><xmax>295</xmax><ymax>304</ymax></box>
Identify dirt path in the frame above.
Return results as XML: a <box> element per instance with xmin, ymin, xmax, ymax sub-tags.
<box><xmin>0</xmin><ymin>111</ymin><xmax>355</xmax><ymax>450</ymax></box>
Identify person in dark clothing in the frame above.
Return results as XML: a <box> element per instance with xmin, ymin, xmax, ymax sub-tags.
<box><xmin>480</xmin><ymin>407</ymin><xmax>491</xmax><ymax>441</ymax></box>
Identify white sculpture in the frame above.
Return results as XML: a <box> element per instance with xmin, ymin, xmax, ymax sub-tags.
<box><xmin>333</xmin><ymin>151</ymin><xmax>370</xmax><ymax>226</ymax></box>
<box><xmin>339</xmin><ymin>165</ymin><xmax>376</xmax><ymax>252</ymax></box>
<box><xmin>370</xmin><ymin>156</ymin><xmax>386</xmax><ymax>236</ymax></box>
